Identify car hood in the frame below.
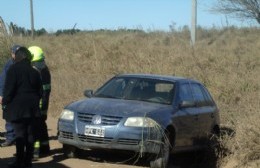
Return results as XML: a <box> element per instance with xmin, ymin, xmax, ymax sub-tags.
<box><xmin>66</xmin><ymin>97</ymin><xmax>172</xmax><ymax>117</ymax></box>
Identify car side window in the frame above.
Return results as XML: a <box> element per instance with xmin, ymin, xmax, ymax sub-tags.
<box><xmin>190</xmin><ymin>83</ymin><xmax>207</xmax><ymax>106</ymax></box>
<box><xmin>200</xmin><ymin>85</ymin><xmax>215</xmax><ymax>106</ymax></box>
<box><xmin>179</xmin><ymin>83</ymin><xmax>193</xmax><ymax>101</ymax></box>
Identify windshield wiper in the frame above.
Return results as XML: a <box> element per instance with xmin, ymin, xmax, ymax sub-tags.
<box><xmin>94</xmin><ymin>94</ymin><xmax>119</xmax><ymax>99</ymax></box>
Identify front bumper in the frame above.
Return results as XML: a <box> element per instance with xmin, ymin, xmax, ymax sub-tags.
<box><xmin>58</xmin><ymin>119</ymin><xmax>162</xmax><ymax>154</ymax></box>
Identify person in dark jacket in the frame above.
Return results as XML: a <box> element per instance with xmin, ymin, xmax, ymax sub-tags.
<box><xmin>28</xmin><ymin>46</ymin><xmax>51</xmax><ymax>158</ymax></box>
<box><xmin>0</xmin><ymin>45</ymin><xmax>19</xmax><ymax>147</ymax></box>
<box><xmin>2</xmin><ymin>46</ymin><xmax>42</xmax><ymax>168</ymax></box>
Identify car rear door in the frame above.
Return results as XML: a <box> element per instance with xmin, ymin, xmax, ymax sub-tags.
<box><xmin>190</xmin><ymin>83</ymin><xmax>216</xmax><ymax>143</ymax></box>
<box><xmin>173</xmin><ymin>82</ymin><xmax>200</xmax><ymax>147</ymax></box>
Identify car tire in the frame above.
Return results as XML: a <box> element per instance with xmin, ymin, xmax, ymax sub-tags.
<box><xmin>210</xmin><ymin>125</ymin><xmax>220</xmax><ymax>148</ymax></box>
<box><xmin>150</xmin><ymin>136</ymin><xmax>170</xmax><ymax>168</ymax></box>
<box><xmin>209</xmin><ymin>125</ymin><xmax>221</xmax><ymax>154</ymax></box>
<box><xmin>63</xmin><ymin>144</ymin><xmax>78</xmax><ymax>158</ymax></box>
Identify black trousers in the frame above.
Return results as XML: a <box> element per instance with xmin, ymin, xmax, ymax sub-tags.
<box><xmin>12</xmin><ymin>118</ymin><xmax>35</xmax><ymax>165</ymax></box>
<box><xmin>34</xmin><ymin>116</ymin><xmax>50</xmax><ymax>153</ymax></box>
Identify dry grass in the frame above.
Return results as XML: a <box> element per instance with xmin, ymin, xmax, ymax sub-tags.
<box><xmin>0</xmin><ymin>35</ymin><xmax>12</xmax><ymax>65</ymax></box>
<box><xmin>1</xmin><ymin>27</ymin><xmax>260</xmax><ymax>167</ymax></box>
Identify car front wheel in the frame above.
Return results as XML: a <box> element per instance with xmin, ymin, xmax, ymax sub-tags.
<box><xmin>150</xmin><ymin>137</ymin><xmax>170</xmax><ymax>168</ymax></box>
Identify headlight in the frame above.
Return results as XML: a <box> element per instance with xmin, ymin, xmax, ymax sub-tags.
<box><xmin>124</xmin><ymin>117</ymin><xmax>157</xmax><ymax>127</ymax></box>
<box><xmin>60</xmin><ymin>109</ymin><xmax>74</xmax><ymax>121</ymax></box>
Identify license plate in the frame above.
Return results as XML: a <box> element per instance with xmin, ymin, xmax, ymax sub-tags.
<box><xmin>85</xmin><ymin>125</ymin><xmax>105</xmax><ymax>137</ymax></box>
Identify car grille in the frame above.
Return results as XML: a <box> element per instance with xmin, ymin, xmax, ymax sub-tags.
<box><xmin>60</xmin><ymin>131</ymin><xmax>73</xmax><ymax>139</ymax></box>
<box><xmin>118</xmin><ymin>138</ymin><xmax>139</xmax><ymax>145</ymax></box>
<box><xmin>78</xmin><ymin>134</ymin><xmax>113</xmax><ymax>144</ymax></box>
<box><xmin>78</xmin><ymin>113</ymin><xmax>122</xmax><ymax>125</ymax></box>
<box><xmin>77</xmin><ymin>134</ymin><xmax>139</xmax><ymax>146</ymax></box>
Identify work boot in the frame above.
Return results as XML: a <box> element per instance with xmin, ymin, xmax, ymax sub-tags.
<box><xmin>40</xmin><ymin>144</ymin><xmax>50</xmax><ymax>156</ymax></box>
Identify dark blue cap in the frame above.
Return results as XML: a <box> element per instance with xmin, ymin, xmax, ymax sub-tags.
<box><xmin>11</xmin><ymin>45</ymin><xmax>22</xmax><ymax>54</ymax></box>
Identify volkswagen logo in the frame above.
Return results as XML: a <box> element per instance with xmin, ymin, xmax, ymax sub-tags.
<box><xmin>92</xmin><ymin>115</ymin><xmax>102</xmax><ymax>125</ymax></box>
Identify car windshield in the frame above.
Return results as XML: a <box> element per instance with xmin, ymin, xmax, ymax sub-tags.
<box><xmin>94</xmin><ymin>77</ymin><xmax>175</xmax><ymax>105</ymax></box>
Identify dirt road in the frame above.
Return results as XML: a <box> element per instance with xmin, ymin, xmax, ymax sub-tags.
<box><xmin>1</xmin><ymin>117</ymin><xmax>218</xmax><ymax>168</ymax></box>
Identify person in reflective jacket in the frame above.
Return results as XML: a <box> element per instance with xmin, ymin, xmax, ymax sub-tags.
<box><xmin>28</xmin><ymin>46</ymin><xmax>51</xmax><ymax>159</ymax></box>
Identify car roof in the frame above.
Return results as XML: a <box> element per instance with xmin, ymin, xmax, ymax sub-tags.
<box><xmin>116</xmin><ymin>73</ymin><xmax>200</xmax><ymax>83</ymax></box>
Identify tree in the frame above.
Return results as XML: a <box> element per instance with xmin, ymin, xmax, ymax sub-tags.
<box><xmin>212</xmin><ymin>0</ymin><xmax>260</xmax><ymax>24</ymax></box>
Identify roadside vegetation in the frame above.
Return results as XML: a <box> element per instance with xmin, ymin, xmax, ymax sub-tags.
<box><xmin>0</xmin><ymin>26</ymin><xmax>259</xmax><ymax>167</ymax></box>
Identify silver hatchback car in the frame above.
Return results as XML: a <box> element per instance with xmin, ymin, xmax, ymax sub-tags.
<box><xmin>58</xmin><ymin>74</ymin><xmax>220</xmax><ymax>168</ymax></box>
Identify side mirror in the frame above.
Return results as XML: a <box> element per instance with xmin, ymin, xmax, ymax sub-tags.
<box><xmin>84</xmin><ymin>90</ymin><xmax>93</xmax><ymax>98</ymax></box>
<box><xmin>179</xmin><ymin>100</ymin><xmax>196</xmax><ymax>108</ymax></box>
